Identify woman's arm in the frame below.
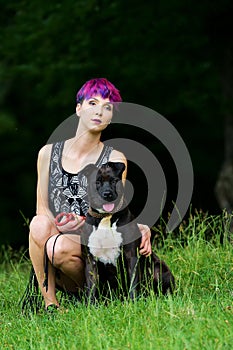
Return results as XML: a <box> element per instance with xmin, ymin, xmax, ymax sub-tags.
<box><xmin>138</xmin><ymin>224</ymin><xmax>152</xmax><ymax>257</ymax></box>
<box><xmin>36</xmin><ymin>144</ymin><xmax>54</xmax><ymax>220</ymax></box>
<box><xmin>36</xmin><ymin>145</ymin><xmax>85</xmax><ymax>232</ymax></box>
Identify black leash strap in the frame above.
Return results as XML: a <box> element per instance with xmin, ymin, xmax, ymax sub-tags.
<box><xmin>43</xmin><ymin>233</ymin><xmax>63</xmax><ymax>291</ymax></box>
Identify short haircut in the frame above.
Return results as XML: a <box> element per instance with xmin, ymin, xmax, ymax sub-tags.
<box><xmin>76</xmin><ymin>78</ymin><xmax>122</xmax><ymax>104</ymax></box>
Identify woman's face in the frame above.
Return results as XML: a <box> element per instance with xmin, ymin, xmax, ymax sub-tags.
<box><xmin>76</xmin><ymin>95</ymin><xmax>113</xmax><ymax>132</ymax></box>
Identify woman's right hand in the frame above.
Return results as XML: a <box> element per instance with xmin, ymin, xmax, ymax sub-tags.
<box><xmin>55</xmin><ymin>213</ymin><xmax>86</xmax><ymax>233</ymax></box>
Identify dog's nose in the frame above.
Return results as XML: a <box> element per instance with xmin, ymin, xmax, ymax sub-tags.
<box><xmin>102</xmin><ymin>190</ymin><xmax>113</xmax><ymax>200</ymax></box>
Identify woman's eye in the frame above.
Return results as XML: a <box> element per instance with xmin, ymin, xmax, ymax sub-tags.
<box><xmin>89</xmin><ymin>100</ymin><xmax>96</xmax><ymax>106</ymax></box>
<box><xmin>105</xmin><ymin>105</ymin><xmax>112</xmax><ymax>111</ymax></box>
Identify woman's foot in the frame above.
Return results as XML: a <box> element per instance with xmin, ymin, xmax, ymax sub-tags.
<box><xmin>45</xmin><ymin>304</ymin><xmax>59</xmax><ymax>313</ymax></box>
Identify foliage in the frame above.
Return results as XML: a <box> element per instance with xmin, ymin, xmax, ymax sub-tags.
<box><xmin>1</xmin><ymin>213</ymin><xmax>233</xmax><ymax>349</ymax></box>
<box><xmin>152</xmin><ymin>209</ymin><xmax>233</xmax><ymax>249</ymax></box>
<box><xmin>0</xmin><ymin>0</ymin><xmax>232</xmax><ymax>244</ymax></box>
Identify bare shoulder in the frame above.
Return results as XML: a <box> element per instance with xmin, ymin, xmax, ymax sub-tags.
<box><xmin>109</xmin><ymin>149</ymin><xmax>127</xmax><ymax>166</ymax></box>
<box><xmin>37</xmin><ymin>144</ymin><xmax>53</xmax><ymax>167</ymax></box>
<box><xmin>38</xmin><ymin>144</ymin><xmax>53</xmax><ymax>159</ymax></box>
<box><xmin>109</xmin><ymin>149</ymin><xmax>127</xmax><ymax>179</ymax></box>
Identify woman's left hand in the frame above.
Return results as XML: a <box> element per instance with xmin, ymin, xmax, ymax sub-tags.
<box><xmin>137</xmin><ymin>224</ymin><xmax>152</xmax><ymax>257</ymax></box>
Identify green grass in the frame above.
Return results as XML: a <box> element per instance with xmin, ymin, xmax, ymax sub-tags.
<box><xmin>1</xmin><ymin>212</ymin><xmax>233</xmax><ymax>350</ymax></box>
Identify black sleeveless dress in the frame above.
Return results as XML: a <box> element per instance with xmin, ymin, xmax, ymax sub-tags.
<box><xmin>48</xmin><ymin>141</ymin><xmax>113</xmax><ymax>217</ymax></box>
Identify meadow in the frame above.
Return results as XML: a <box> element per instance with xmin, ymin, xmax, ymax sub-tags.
<box><xmin>1</xmin><ymin>211</ymin><xmax>233</xmax><ymax>350</ymax></box>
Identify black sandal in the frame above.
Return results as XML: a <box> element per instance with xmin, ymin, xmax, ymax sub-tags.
<box><xmin>45</xmin><ymin>304</ymin><xmax>59</xmax><ymax>313</ymax></box>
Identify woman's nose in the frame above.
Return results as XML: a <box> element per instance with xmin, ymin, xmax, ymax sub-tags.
<box><xmin>95</xmin><ymin>105</ymin><xmax>103</xmax><ymax>116</ymax></box>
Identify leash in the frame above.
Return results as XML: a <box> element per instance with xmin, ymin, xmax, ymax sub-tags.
<box><xmin>55</xmin><ymin>212</ymin><xmax>86</xmax><ymax>226</ymax></box>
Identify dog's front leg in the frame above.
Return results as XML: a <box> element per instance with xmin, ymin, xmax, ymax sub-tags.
<box><xmin>124</xmin><ymin>242</ymin><xmax>140</xmax><ymax>300</ymax></box>
<box><xmin>85</xmin><ymin>253</ymin><xmax>98</xmax><ymax>303</ymax></box>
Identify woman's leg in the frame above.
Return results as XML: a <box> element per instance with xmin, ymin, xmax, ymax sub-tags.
<box><xmin>29</xmin><ymin>215</ymin><xmax>59</xmax><ymax>308</ymax></box>
<box><xmin>46</xmin><ymin>234</ymin><xmax>85</xmax><ymax>293</ymax></box>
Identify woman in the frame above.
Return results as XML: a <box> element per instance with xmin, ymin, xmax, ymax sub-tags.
<box><xmin>27</xmin><ymin>78</ymin><xmax>152</xmax><ymax>311</ymax></box>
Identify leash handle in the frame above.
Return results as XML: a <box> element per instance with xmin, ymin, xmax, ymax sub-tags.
<box><xmin>55</xmin><ymin>212</ymin><xmax>86</xmax><ymax>227</ymax></box>
<box><xmin>55</xmin><ymin>212</ymin><xmax>75</xmax><ymax>226</ymax></box>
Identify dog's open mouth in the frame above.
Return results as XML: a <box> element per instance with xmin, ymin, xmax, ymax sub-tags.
<box><xmin>103</xmin><ymin>203</ymin><xmax>115</xmax><ymax>212</ymax></box>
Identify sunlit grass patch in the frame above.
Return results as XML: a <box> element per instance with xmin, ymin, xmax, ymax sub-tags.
<box><xmin>1</xmin><ymin>211</ymin><xmax>233</xmax><ymax>349</ymax></box>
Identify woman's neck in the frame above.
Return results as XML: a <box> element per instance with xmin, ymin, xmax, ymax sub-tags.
<box><xmin>64</xmin><ymin>127</ymin><xmax>102</xmax><ymax>159</ymax></box>
<box><xmin>62</xmin><ymin>129</ymin><xmax>103</xmax><ymax>173</ymax></box>
<box><xmin>74</xmin><ymin>128</ymin><xmax>101</xmax><ymax>151</ymax></box>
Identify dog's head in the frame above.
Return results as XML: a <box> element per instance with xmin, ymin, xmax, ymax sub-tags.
<box><xmin>82</xmin><ymin>162</ymin><xmax>125</xmax><ymax>214</ymax></box>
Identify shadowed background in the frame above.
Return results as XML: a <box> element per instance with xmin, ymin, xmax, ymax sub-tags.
<box><xmin>1</xmin><ymin>0</ymin><xmax>232</xmax><ymax>246</ymax></box>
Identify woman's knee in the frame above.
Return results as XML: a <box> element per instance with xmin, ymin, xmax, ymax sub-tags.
<box><xmin>29</xmin><ymin>215</ymin><xmax>57</xmax><ymax>243</ymax></box>
<box><xmin>46</xmin><ymin>234</ymin><xmax>82</xmax><ymax>268</ymax></box>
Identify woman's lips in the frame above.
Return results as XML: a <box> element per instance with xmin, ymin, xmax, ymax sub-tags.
<box><xmin>91</xmin><ymin>118</ymin><xmax>102</xmax><ymax>124</ymax></box>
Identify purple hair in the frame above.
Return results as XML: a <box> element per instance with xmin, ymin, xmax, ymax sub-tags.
<box><xmin>76</xmin><ymin>78</ymin><xmax>122</xmax><ymax>104</ymax></box>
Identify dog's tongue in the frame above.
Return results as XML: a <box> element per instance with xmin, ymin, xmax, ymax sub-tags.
<box><xmin>103</xmin><ymin>203</ymin><xmax>115</xmax><ymax>212</ymax></box>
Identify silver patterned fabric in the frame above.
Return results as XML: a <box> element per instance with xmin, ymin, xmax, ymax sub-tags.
<box><xmin>48</xmin><ymin>141</ymin><xmax>113</xmax><ymax>216</ymax></box>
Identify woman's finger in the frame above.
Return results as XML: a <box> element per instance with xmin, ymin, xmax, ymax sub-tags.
<box><xmin>57</xmin><ymin>215</ymin><xmax>85</xmax><ymax>232</ymax></box>
<box><xmin>139</xmin><ymin>234</ymin><xmax>152</xmax><ymax>256</ymax></box>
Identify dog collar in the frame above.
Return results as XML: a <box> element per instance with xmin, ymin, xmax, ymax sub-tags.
<box><xmin>87</xmin><ymin>208</ymin><xmax>112</xmax><ymax>219</ymax></box>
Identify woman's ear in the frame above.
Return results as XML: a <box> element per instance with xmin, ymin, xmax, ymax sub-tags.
<box><xmin>76</xmin><ymin>103</ymin><xmax>81</xmax><ymax>117</ymax></box>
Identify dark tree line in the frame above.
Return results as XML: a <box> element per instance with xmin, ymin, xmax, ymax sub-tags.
<box><xmin>0</xmin><ymin>0</ymin><xmax>233</xmax><ymax>245</ymax></box>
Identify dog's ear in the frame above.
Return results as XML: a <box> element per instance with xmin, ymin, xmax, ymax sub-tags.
<box><xmin>81</xmin><ymin>164</ymin><xmax>98</xmax><ymax>178</ymax></box>
<box><xmin>107</xmin><ymin>162</ymin><xmax>126</xmax><ymax>178</ymax></box>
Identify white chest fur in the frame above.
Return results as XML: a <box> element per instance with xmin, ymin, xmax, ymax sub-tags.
<box><xmin>88</xmin><ymin>216</ymin><xmax>123</xmax><ymax>266</ymax></box>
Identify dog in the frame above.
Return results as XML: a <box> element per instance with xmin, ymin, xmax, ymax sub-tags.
<box><xmin>81</xmin><ymin>161</ymin><xmax>175</xmax><ymax>302</ymax></box>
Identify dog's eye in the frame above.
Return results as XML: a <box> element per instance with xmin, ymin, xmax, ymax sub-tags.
<box><xmin>96</xmin><ymin>180</ymin><xmax>101</xmax><ymax>186</ymax></box>
<box><xmin>111</xmin><ymin>179</ymin><xmax>118</xmax><ymax>185</ymax></box>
